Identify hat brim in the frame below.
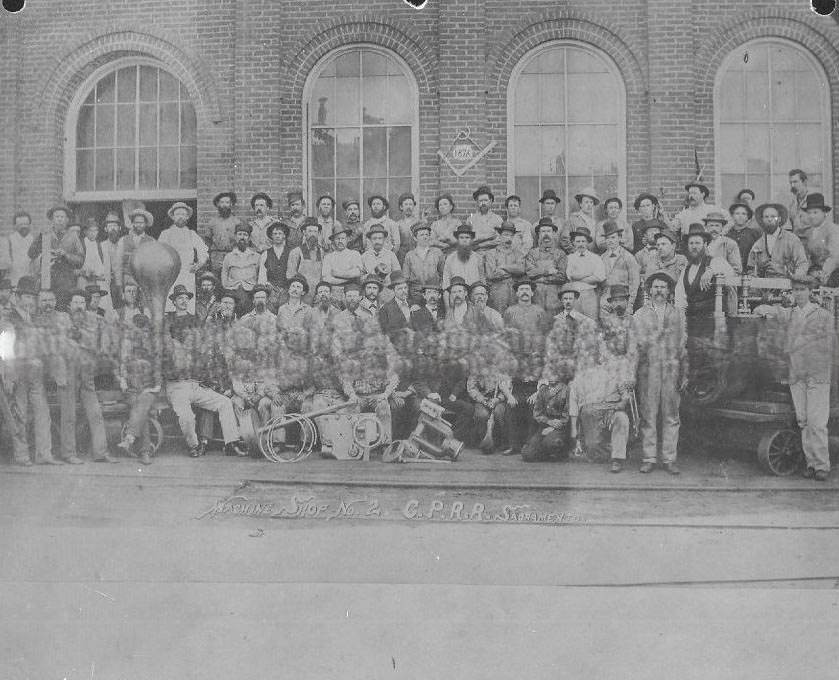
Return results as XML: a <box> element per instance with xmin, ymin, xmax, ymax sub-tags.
<box><xmin>569</xmin><ymin>230</ymin><xmax>593</xmax><ymax>242</ymax></box>
<box><xmin>168</xmin><ymin>290</ymin><xmax>195</xmax><ymax>301</ymax></box>
<box><xmin>367</xmin><ymin>196</ymin><xmax>390</xmax><ymax>209</ymax></box>
<box><xmin>574</xmin><ymin>194</ymin><xmax>600</xmax><ymax>205</ymax></box>
<box><xmin>646</xmin><ymin>272</ymin><xmax>675</xmax><ymax>288</ymax></box>
<box><xmin>454</xmin><ymin>229</ymin><xmax>476</xmax><ymax>239</ymax></box>
<box><xmin>684</xmin><ymin>183</ymin><xmax>710</xmax><ymax>197</ymax></box>
<box><xmin>538</xmin><ymin>195</ymin><xmax>559</xmax><ymax>204</ymax></box>
<box><xmin>128</xmin><ymin>210</ymin><xmax>154</xmax><ymax>228</ymax></box>
<box><xmin>167</xmin><ymin>205</ymin><xmax>194</xmax><ymax>220</ymax></box>
<box><xmin>213</xmin><ymin>192</ymin><xmax>237</xmax><ymax>206</ymax></box>
<box><xmin>633</xmin><ymin>194</ymin><xmax>659</xmax><ymax>210</ymax></box>
<box><xmin>251</xmin><ymin>194</ymin><xmax>274</xmax><ymax>209</ymax></box>
<box><xmin>472</xmin><ymin>190</ymin><xmax>494</xmax><ymax>202</ymax></box>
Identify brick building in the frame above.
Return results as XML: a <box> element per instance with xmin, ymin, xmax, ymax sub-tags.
<box><xmin>1</xmin><ymin>0</ymin><xmax>837</xmax><ymax>236</ymax></box>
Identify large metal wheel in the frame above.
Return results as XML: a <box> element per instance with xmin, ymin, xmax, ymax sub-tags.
<box><xmin>756</xmin><ymin>428</ymin><xmax>803</xmax><ymax>476</ymax></box>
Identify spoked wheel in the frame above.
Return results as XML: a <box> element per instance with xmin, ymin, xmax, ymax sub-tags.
<box><xmin>756</xmin><ymin>429</ymin><xmax>804</xmax><ymax>476</ymax></box>
<box><xmin>119</xmin><ymin>417</ymin><xmax>164</xmax><ymax>456</ymax></box>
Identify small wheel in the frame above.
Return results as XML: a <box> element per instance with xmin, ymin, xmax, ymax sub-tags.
<box><xmin>757</xmin><ymin>429</ymin><xmax>803</xmax><ymax>476</ymax></box>
<box><xmin>119</xmin><ymin>417</ymin><xmax>164</xmax><ymax>455</ymax></box>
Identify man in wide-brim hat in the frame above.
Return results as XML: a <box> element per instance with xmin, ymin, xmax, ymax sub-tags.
<box><xmin>802</xmin><ymin>193</ymin><xmax>839</xmax><ymax>283</ymax></box>
<box><xmin>748</xmin><ymin>202</ymin><xmax>808</xmax><ymax>279</ymax></box>
<box><xmin>562</xmin><ymin>188</ymin><xmax>599</xmax><ymax>254</ymax></box>
<box><xmin>28</xmin><ymin>202</ymin><xmax>83</xmax><ymax>305</ymax></box>
<box><xmin>158</xmin><ymin>202</ymin><xmax>208</xmax><ymax>314</ymax></box>
<box><xmin>673</xmin><ymin>181</ymin><xmax>725</xmax><ymax>244</ymax></box>
<box><xmin>482</xmin><ymin>221</ymin><xmax>523</xmax><ymax>314</ymax></box>
<box><xmin>442</xmin><ymin>224</ymin><xmax>484</xmax><ymax>306</ymax></box>
<box><xmin>204</xmin><ymin>191</ymin><xmax>244</xmax><ymax>276</ymax></box>
<box><xmin>362</xmin><ymin>193</ymin><xmax>399</xmax><ymax>253</ymax></box>
<box><xmin>565</xmin><ymin>224</ymin><xmax>605</xmax><ymax>319</ymax></box>
<box><xmin>599</xmin><ymin>220</ymin><xmax>640</xmax><ymax>312</ymax></box>
<box><xmin>526</xmin><ymin>217</ymin><xmax>567</xmax><ymax>316</ymax></box>
<box><xmin>702</xmin><ymin>211</ymin><xmax>742</xmax><ymax>274</ymax></box>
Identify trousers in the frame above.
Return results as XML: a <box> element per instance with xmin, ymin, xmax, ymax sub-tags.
<box><xmin>789</xmin><ymin>379</ymin><xmax>830</xmax><ymax>472</ymax></box>
<box><xmin>579</xmin><ymin>405</ymin><xmax>629</xmax><ymax>462</ymax></box>
<box><xmin>166</xmin><ymin>380</ymin><xmax>240</xmax><ymax>449</ymax></box>
<box><xmin>11</xmin><ymin>361</ymin><xmax>53</xmax><ymax>463</ymax></box>
<box><xmin>521</xmin><ymin>426</ymin><xmax>568</xmax><ymax>462</ymax></box>
<box><xmin>59</xmin><ymin>365</ymin><xmax>107</xmax><ymax>459</ymax></box>
<box><xmin>124</xmin><ymin>390</ymin><xmax>157</xmax><ymax>453</ymax></box>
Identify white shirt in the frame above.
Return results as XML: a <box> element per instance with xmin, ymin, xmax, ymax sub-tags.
<box><xmin>82</xmin><ymin>237</ymin><xmax>107</xmax><ymax>278</ymax></box>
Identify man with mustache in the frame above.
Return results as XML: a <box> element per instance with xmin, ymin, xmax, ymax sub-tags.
<box><xmin>442</xmin><ymin>224</ymin><xmax>485</xmax><ymax>308</ymax></box>
<box><xmin>727</xmin><ymin>201</ymin><xmax>761</xmax><ymax>272</ymax></box>
<box><xmin>355</xmin><ymin>275</ymin><xmax>384</xmax><ymax>326</ymax></box>
<box><xmin>256</xmin><ymin>221</ymin><xmax>292</xmax><ymax>310</ymax></box>
<box><xmin>631</xmin><ymin>193</ymin><xmax>672</xmax><ymax>253</ymax></box>
<box><xmin>505</xmin><ymin>195</ymin><xmax>534</xmax><ymax>253</ymax></box>
<box><xmin>788</xmin><ymin>169</ymin><xmax>810</xmax><ymax>239</ymax></box>
<box><xmin>703</xmin><ymin>211</ymin><xmax>742</xmax><ymax>274</ymax></box>
<box><xmin>430</xmin><ymin>193</ymin><xmax>459</xmax><ymax>253</ymax></box>
<box><xmin>158</xmin><ymin>202</ymin><xmax>208</xmax><ymax>314</ymax></box>
<box><xmin>342</xmin><ymin>199</ymin><xmax>365</xmax><ymax>253</ymax></box>
<box><xmin>221</xmin><ymin>223</ymin><xmax>260</xmax><ymax>315</ymax></box>
<box><xmin>287</xmin><ymin>217</ymin><xmax>324</xmax><ymax>304</ymax></box>
<box><xmin>595</xmin><ymin>198</ymin><xmax>630</xmax><ymax>253</ymax></box>
<box><xmin>248</xmin><ymin>192</ymin><xmax>276</xmax><ymax>253</ymax></box>
<box><xmin>484</xmin><ymin>221</ymin><xmax>525</xmax><ymax>314</ymax></box>
<box><xmin>565</xmin><ymin>225</ymin><xmax>606</xmax><ymax>320</ymax></box>
<box><xmin>239</xmin><ymin>284</ymin><xmax>275</xmax><ymax>329</ymax></box>
<box><xmin>562</xmin><ymin>188</ymin><xmax>600</xmax><ymax>254</ymax></box>
<box><xmin>201</xmin><ymin>191</ymin><xmax>243</xmax><ymax>277</ymax></box>
<box><xmin>311</xmin><ymin>280</ymin><xmax>340</xmax><ymax>331</ymax></box>
<box><xmin>362</xmin><ymin>224</ymin><xmax>402</xmax><ymax>304</ymax></box>
<box><xmin>599</xmin><ymin>221</ymin><xmax>640</xmax><ymax>314</ymax></box>
<box><xmin>114</xmin><ymin>208</ymin><xmax>155</xmax><ymax>297</ymax></box>
<box><xmin>633</xmin><ymin>271</ymin><xmax>687</xmax><ymax>474</ymax></box>
<box><xmin>467</xmin><ymin>186</ymin><xmax>503</xmax><ymax>252</ymax></box>
<box><xmin>28</xmin><ymin>206</ymin><xmax>84</xmax><ymax>308</ymax></box>
<box><xmin>402</xmin><ymin>222</ymin><xmax>444</xmax><ymax>304</ymax></box>
<box><xmin>77</xmin><ymin>220</ymin><xmax>112</xmax><ymax>315</ymax></box>
<box><xmin>394</xmin><ymin>193</ymin><xmax>418</xmax><ymax>265</ymax></box>
<box><xmin>652</xmin><ymin>230</ymin><xmax>687</xmax><ymax>289</ymax></box>
<box><xmin>315</xmin><ymin>194</ymin><xmax>340</xmax><ymax>247</ymax></box>
<box><xmin>8</xmin><ymin>211</ymin><xmax>34</xmax><ymax>288</ymax></box>
<box><xmin>634</xmin><ymin>221</ymin><xmax>665</xmax><ymax>303</ymax></box>
<box><xmin>673</xmin><ymin>181</ymin><xmax>723</xmax><ymax>245</ymax></box>
<box><xmin>285</xmin><ymin>190</ymin><xmax>306</xmax><ymax>250</ymax></box>
<box><xmin>469</xmin><ymin>280</ymin><xmax>504</xmax><ymax>332</ymax></box>
<box><xmin>439</xmin><ymin>276</ymin><xmax>475</xmax><ymax>331</ymax></box>
<box><xmin>805</xmin><ymin>194</ymin><xmax>839</xmax><ymax>285</ymax></box>
<box><xmin>276</xmin><ymin>274</ymin><xmax>316</xmax><ymax>334</ymax></box>
<box><xmin>747</xmin><ymin>203</ymin><xmax>808</xmax><ymax>279</ymax></box>
<box><xmin>410</xmin><ymin>283</ymin><xmax>444</xmax><ymax>335</ymax></box>
<box><xmin>525</xmin><ymin>218</ymin><xmax>569</xmax><ymax>318</ymax></box>
<box><xmin>362</xmin><ymin>194</ymin><xmax>400</xmax><ymax>252</ymax></box>
<box><xmin>321</xmin><ymin>227</ymin><xmax>364</xmax><ymax>305</ymax></box>
<box><xmin>194</xmin><ymin>272</ymin><xmax>221</xmax><ymax>324</ymax></box>
<box><xmin>537</xmin><ymin>189</ymin><xmax>562</xmax><ymax>250</ymax></box>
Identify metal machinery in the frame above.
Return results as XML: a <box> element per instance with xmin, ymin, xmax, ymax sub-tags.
<box><xmin>383</xmin><ymin>398</ymin><xmax>464</xmax><ymax>463</ymax></box>
<box><xmin>682</xmin><ymin>274</ymin><xmax>839</xmax><ymax>476</ymax></box>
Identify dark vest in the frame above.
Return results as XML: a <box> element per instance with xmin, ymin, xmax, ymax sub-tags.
<box><xmin>682</xmin><ymin>256</ymin><xmax>716</xmax><ymax>335</ymax></box>
<box><xmin>264</xmin><ymin>246</ymin><xmax>291</xmax><ymax>287</ymax></box>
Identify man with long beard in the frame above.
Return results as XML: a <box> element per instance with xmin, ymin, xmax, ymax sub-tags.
<box><xmin>114</xmin><ymin>209</ymin><xmax>155</xmax><ymax>296</ymax></box>
<box><xmin>202</xmin><ymin>191</ymin><xmax>243</xmax><ymax>276</ymax></box>
<box><xmin>468</xmin><ymin>280</ymin><xmax>504</xmax><ymax>333</ymax></box>
<box><xmin>633</xmin><ymin>271</ymin><xmax>687</xmax><ymax>474</ymax></box>
<box><xmin>484</xmin><ymin>221</ymin><xmax>525</xmax><ymax>314</ymax></box>
<box><xmin>239</xmin><ymin>285</ymin><xmax>276</xmax><ymax>333</ymax></box>
<box><xmin>221</xmin><ymin>223</ymin><xmax>260</xmax><ymax>315</ymax></box>
<box><xmin>248</xmin><ymin>193</ymin><xmax>276</xmax><ymax>253</ymax></box>
<box><xmin>194</xmin><ymin>272</ymin><xmax>221</xmax><ymax>324</ymax></box>
<box><xmin>287</xmin><ymin>218</ymin><xmax>324</xmax><ymax>304</ymax></box>
<box><xmin>525</xmin><ymin>218</ymin><xmax>568</xmax><ymax>316</ymax></box>
<box><xmin>342</xmin><ymin>199</ymin><xmax>365</xmax><ymax>253</ymax></box>
<box><xmin>101</xmin><ymin>212</ymin><xmax>123</xmax><ymax>308</ymax></box>
<box><xmin>28</xmin><ymin>206</ymin><xmax>84</xmax><ymax>307</ymax></box>
<box><xmin>394</xmin><ymin>193</ymin><xmax>418</xmax><ymax>265</ymax></box>
<box><xmin>362</xmin><ymin>194</ymin><xmax>400</xmax><ymax>252</ymax></box>
<box><xmin>285</xmin><ymin>190</ymin><xmax>306</xmax><ymax>250</ymax></box>
<box><xmin>467</xmin><ymin>185</ymin><xmax>502</xmax><ymax>252</ymax></box>
<box><xmin>315</xmin><ymin>194</ymin><xmax>340</xmax><ymax>247</ymax></box>
<box><xmin>747</xmin><ymin>204</ymin><xmax>808</xmax><ymax>279</ymax></box>
<box><xmin>311</xmin><ymin>280</ymin><xmax>340</xmax><ymax>331</ymax></box>
<box><xmin>442</xmin><ymin>224</ymin><xmax>485</xmax><ymax>307</ymax></box>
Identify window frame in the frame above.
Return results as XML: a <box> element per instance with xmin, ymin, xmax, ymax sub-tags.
<box><xmin>63</xmin><ymin>56</ymin><xmax>198</xmax><ymax>203</ymax></box>
<box><xmin>302</xmin><ymin>43</ymin><xmax>420</xmax><ymax>218</ymax></box>
<box><xmin>713</xmin><ymin>37</ymin><xmax>833</xmax><ymax>204</ymax></box>
<box><xmin>506</xmin><ymin>39</ymin><xmax>627</xmax><ymax>221</ymax></box>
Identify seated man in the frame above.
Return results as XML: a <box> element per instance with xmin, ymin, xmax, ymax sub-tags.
<box><xmin>522</xmin><ymin>365</ymin><xmax>571</xmax><ymax>463</ymax></box>
<box><xmin>466</xmin><ymin>369</ymin><xmax>515</xmax><ymax>454</ymax></box>
<box><xmin>260</xmin><ymin>327</ymin><xmax>314</xmax><ymax>446</ymax></box>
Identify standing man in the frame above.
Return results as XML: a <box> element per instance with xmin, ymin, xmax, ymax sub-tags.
<box><xmin>727</xmin><ymin>202</ymin><xmax>761</xmax><ymax>272</ymax></box>
<box><xmin>28</xmin><ymin>205</ymin><xmax>84</xmax><ymax>307</ymax></box>
<box><xmin>286</xmin><ymin>218</ymin><xmax>324</xmax><ymax>304</ymax></box>
<box><xmin>631</xmin><ymin>193</ymin><xmax>670</xmax><ymax>253</ymax></box>
<box><xmin>538</xmin><ymin>189</ymin><xmax>563</xmax><ymax>251</ymax></box>
<box><xmin>633</xmin><ymin>271</ymin><xmax>688</xmax><ymax>474</ymax></box>
<box><xmin>202</xmin><ymin>191</ymin><xmax>242</xmax><ymax>277</ymax></box>
<box><xmin>8</xmin><ymin>212</ymin><xmax>34</xmax><ymax>288</ymax></box>
<box><xmin>194</xmin><ymin>271</ymin><xmax>221</xmax><ymax>324</ymax></box>
<box><xmin>673</xmin><ymin>182</ymin><xmax>723</xmax><ymax>243</ymax></box>
<box><xmin>275</xmin><ymin>274</ymin><xmax>316</xmax><ymax>333</ymax></box>
<box><xmin>747</xmin><ymin>203</ymin><xmax>809</xmax><ymax>279</ymax></box>
<box><xmin>256</xmin><ymin>222</ymin><xmax>292</xmax><ymax>311</ymax></box>
<box><xmin>563</xmin><ymin>188</ymin><xmax>600</xmax><ymax>253</ymax></box>
<box><xmin>394</xmin><ymin>193</ymin><xmax>418</xmax><ymax>265</ymax></box>
<box><xmin>321</xmin><ymin>227</ymin><xmax>364</xmax><ymax>303</ymax></box>
<box><xmin>787</xmin><ymin>275</ymin><xmax>834</xmax><ymax>481</ymax></box>
<box><xmin>378</xmin><ymin>271</ymin><xmax>413</xmax><ymax>339</ymax></box>
<box><xmin>158</xmin><ymin>202</ymin><xmax>208</xmax><ymax>314</ymax></box>
<box><xmin>467</xmin><ymin>185</ymin><xmax>502</xmax><ymax>251</ymax></box>
<box><xmin>594</xmin><ymin>198</ymin><xmax>630</xmax><ymax>252</ymax></box>
<box><xmin>565</xmin><ymin>225</ymin><xmax>606</xmax><ymax>319</ymax></box>
<box><xmin>442</xmin><ymin>224</ymin><xmax>485</xmax><ymax>296</ymax></box>
<box><xmin>248</xmin><ymin>192</ymin><xmax>276</xmax><ymax>253</ymax></box>
<box><xmin>221</xmin><ymin>223</ymin><xmax>260</xmax><ymax>315</ymax></box>
<box><xmin>77</xmin><ymin>219</ymin><xmax>110</xmax><ymax>300</ymax></box>
<box><xmin>315</xmin><ymin>194</ymin><xmax>340</xmax><ymax>247</ymax></box>
<box><xmin>788</xmin><ymin>169</ymin><xmax>810</xmax><ymax>238</ymax></box>
<box><xmin>361</xmin><ymin>223</ymin><xmax>402</xmax><ymax>298</ymax></box>
<box><xmin>402</xmin><ymin>222</ymin><xmax>444</xmax><ymax>303</ymax></box>
<box><xmin>484</xmin><ymin>221</ymin><xmax>525</xmax><ymax>313</ymax></box>
<box><xmin>285</xmin><ymin>190</ymin><xmax>306</xmax><ymax>249</ymax></box>
<box><xmin>114</xmin><ymin>208</ymin><xmax>155</xmax><ymax>295</ymax></box>
<box><xmin>341</xmin><ymin>199</ymin><xmax>365</xmax><ymax>253</ymax></box>
<box><xmin>634</xmin><ymin>222</ymin><xmax>665</xmax><ymax>299</ymax></box>
<box><xmin>653</xmin><ymin>230</ymin><xmax>688</xmax><ymax>287</ymax></box>
<box><xmin>801</xmin><ymin>194</ymin><xmax>839</xmax><ymax>283</ymax></box>
<box><xmin>703</xmin><ymin>211</ymin><xmax>742</xmax><ymax>274</ymax></box>
<box><xmin>504</xmin><ymin>195</ymin><xmax>534</xmax><ymax>253</ymax></box>
<box><xmin>525</xmin><ymin>218</ymin><xmax>568</xmax><ymax>317</ymax></box>
<box><xmin>600</xmin><ymin>221</ymin><xmax>640</xmax><ymax>313</ymax></box>
<box><xmin>100</xmin><ymin>212</ymin><xmax>123</xmax><ymax>309</ymax></box>
<box><xmin>430</xmin><ymin>193</ymin><xmax>459</xmax><ymax>252</ymax></box>
<box><xmin>362</xmin><ymin>194</ymin><xmax>400</xmax><ymax>252</ymax></box>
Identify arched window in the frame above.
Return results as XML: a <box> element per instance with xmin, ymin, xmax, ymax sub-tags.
<box><xmin>65</xmin><ymin>58</ymin><xmax>197</xmax><ymax>201</ymax></box>
<box><xmin>304</xmin><ymin>45</ymin><xmax>419</xmax><ymax>217</ymax></box>
<box><xmin>715</xmin><ymin>39</ymin><xmax>832</xmax><ymax>205</ymax></box>
<box><xmin>507</xmin><ymin>41</ymin><xmax>626</xmax><ymax>222</ymax></box>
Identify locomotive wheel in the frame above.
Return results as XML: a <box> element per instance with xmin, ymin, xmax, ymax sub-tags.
<box><xmin>756</xmin><ymin>429</ymin><xmax>803</xmax><ymax>476</ymax></box>
<box><xmin>119</xmin><ymin>417</ymin><xmax>164</xmax><ymax>456</ymax></box>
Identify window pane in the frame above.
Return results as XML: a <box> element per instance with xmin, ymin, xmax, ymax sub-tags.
<box><xmin>772</xmin><ymin>123</ymin><xmax>799</xmax><ymax>171</ymax></box>
<box><xmin>539</xmin><ymin>74</ymin><xmax>565</xmax><ymax>124</ymax></box>
<box><xmin>540</xmin><ymin>126</ymin><xmax>566</xmax><ymax>177</ymax></box>
<box><xmin>718</xmin><ymin>124</ymin><xmax>745</xmax><ymax>173</ymax></box>
<box><xmin>540</xmin><ymin>48</ymin><xmax>564</xmax><ymax>74</ymax></box>
<box><xmin>387</xmin><ymin>75</ymin><xmax>412</xmax><ymax>125</ymax></box>
<box><xmin>139</xmin><ymin>103</ymin><xmax>157</xmax><ymax>146</ymax></box>
<box><xmin>117</xmin><ymin>66</ymin><xmax>137</xmax><ymax>103</ymax></box>
<box><xmin>83</xmin><ymin>89</ymin><xmax>95</xmax><ymax>106</ymax></box>
<box><xmin>116</xmin><ymin>148</ymin><xmax>135</xmax><ymax>190</ymax></box>
<box><xmin>139</xmin><ymin>66</ymin><xmax>157</xmax><ymax>102</ymax></box>
<box><xmin>180</xmin><ymin>104</ymin><xmax>197</xmax><ymax>146</ymax></box>
<box><xmin>95</xmin><ymin>105</ymin><xmax>114</xmax><ymax>147</ymax></box>
<box><xmin>117</xmin><ymin>104</ymin><xmax>135</xmax><ymax>147</ymax></box>
<box><xmin>773</xmin><ymin>71</ymin><xmax>796</xmax><ymax>122</ymax></box>
<box><xmin>96</xmin><ymin>72</ymin><xmax>115</xmax><ymax>104</ymax></box>
<box><xmin>744</xmin><ymin>124</ymin><xmax>770</xmax><ymax>175</ymax></box>
<box><xmin>514</xmin><ymin>176</ymin><xmax>540</xmax><ymax>222</ymax></box>
<box><xmin>312</xmin><ymin>179</ymin><xmax>334</xmax><ymax>205</ymax></box>
<box><xmin>514</xmin><ymin>74</ymin><xmax>540</xmax><ymax>125</ymax></box>
<box><xmin>159</xmin><ymin>70</ymin><xmax>179</xmax><ymax>102</ymax></box>
<box><xmin>797</xmin><ymin>123</ymin><xmax>824</xmax><ymax>169</ymax></box>
<box><xmin>159</xmin><ymin>147</ymin><xmax>179</xmax><ymax>188</ymax></box>
<box><xmin>95</xmin><ymin>149</ymin><xmax>114</xmax><ymax>191</ymax></box>
<box><xmin>311</xmin><ymin>76</ymin><xmax>334</xmax><ymax>126</ymax></box>
<box><xmin>159</xmin><ymin>103</ymin><xmax>179</xmax><ymax>145</ymax></box>
<box><xmin>795</xmin><ymin>70</ymin><xmax>819</xmax><ymax>118</ymax></box>
<box><xmin>718</xmin><ymin>71</ymin><xmax>744</xmax><ymax>120</ymax></box>
<box><xmin>312</xmin><ymin>128</ymin><xmax>335</xmax><ymax>178</ymax></box>
<box><xmin>515</xmin><ymin>127</ymin><xmax>541</xmax><ymax>176</ymax></box>
<box><xmin>566</xmin><ymin>74</ymin><xmax>612</xmax><ymax>123</ymax></box>
<box><xmin>335</xmin><ymin>128</ymin><xmax>359</xmax><ymax>177</ymax></box>
<box><xmin>744</xmin><ymin>70</ymin><xmax>770</xmax><ymax>121</ymax></box>
<box><xmin>362</xmin><ymin>51</ymin><xmax>389</xmax><ymax>76</ymax></box>
<box><xmin>335</xmin><ymin>51</ymin><xmax>360</xmax><ymax>77</ymax></box>
<box><xmin>334</xmin><ymin>77</ymin><xmax>360</xmax><ymax>126</ymax></box>
<box><xmin>77</xmin><ymin>106</ymin><xmax>95</xmax><ymax>148</ymax></box>
<box><xmin>138</xmin><ymin>148</ymin><xmax>157</xmax><ymax>189</ymax></box>
<box><xmin>336</xmin><ymin>179</ymin><xmax>360</xmax><ymax>209</ymax></box>
<box><xmin>77</xmin><ymin>149</ymin><xmax>94</xmax><ymax>191</ymax></box>
<box><xmin>388</xmin><ymin>126</ymin><xmax>411</xmax><ymax>177</ymax></box>
<box><xmin>180</xmin><ymin>146</ymin><xmax>197</xmax><ymax>189</ymax></box>
<box><xmin>362</xmin><ymin>75</ymin><xmax>388</xmax><ymax>125</ymax></box>
<box><xmin>363</xmin><ymin>127</ymin><xmax>387</xmax><ymax>178</ymax></box>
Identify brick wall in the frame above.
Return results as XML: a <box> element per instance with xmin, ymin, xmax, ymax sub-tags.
<box><xmin>1</xmin><ymin>0</ymin><xmax>838</xmax><ymax>231</ymax></box>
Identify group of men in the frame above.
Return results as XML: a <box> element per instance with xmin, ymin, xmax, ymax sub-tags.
<box><xmin>0</xmin><ymin>168</ymin><xmax>835</xmax><ymax>479</ymax></box>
